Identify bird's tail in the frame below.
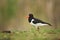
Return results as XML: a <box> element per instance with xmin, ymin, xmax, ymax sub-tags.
<box><xmin>46</xmin><ymin>23</ymin><xmax>52</xmax><ymax>26</ymax></box>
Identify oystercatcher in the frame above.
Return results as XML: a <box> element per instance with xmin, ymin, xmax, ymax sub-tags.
<box><xmin>26</xmin><ymin>14</ymin><xmax>52</xmax><ymax>30</ymax></box>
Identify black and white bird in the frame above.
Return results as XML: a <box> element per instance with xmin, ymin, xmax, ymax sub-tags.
<box><xmin>26</xmin><ymin>14</ymin><xmax>52</xmax><ymax>30</ymax></box>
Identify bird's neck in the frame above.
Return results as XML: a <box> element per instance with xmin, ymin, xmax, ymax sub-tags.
<box><xmin>28</xmin><ymin>17</ymin><xmax>34</xmax><ymax>23</ymax></box>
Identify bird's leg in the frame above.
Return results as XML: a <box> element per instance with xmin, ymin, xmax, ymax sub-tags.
<box><xmin>37</xmin><ymin>27</ymin><xmax>39</xmax><ymax>31</ymax></box>
<box><xmin>36</xmin><ymin>26</ymin><xmax>41</xmax><ymax>33</ymax></box>
<box><xmin>36</xmin><ymin>26</ymin><xmax>39</xmax><ymax>31</ymax></box>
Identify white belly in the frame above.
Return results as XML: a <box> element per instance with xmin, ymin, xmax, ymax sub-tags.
<box><xmin>30</xmin><ymin>22</ymin><xmax>47</xmax><ymax>27</ymax></box>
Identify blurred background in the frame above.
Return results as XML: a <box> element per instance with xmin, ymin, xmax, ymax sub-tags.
<box><xmin>0</xmin><ymin>0</ymin><xmax>60</xmax><ymax>40</ymax></box>
<box><xmin>0</xmin><ymin>0</ymin><xmax>60</xmax><ymax>31</ymax></box>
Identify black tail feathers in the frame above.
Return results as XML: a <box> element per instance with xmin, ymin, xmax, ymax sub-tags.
<box><xmin>46</xmin><ymin>23</ymin><xmax>52</xmax><ymax>26</ymax></box>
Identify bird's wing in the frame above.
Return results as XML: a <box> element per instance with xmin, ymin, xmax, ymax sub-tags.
<box><xmin>33</xmin><ymin>18</ymin><xmax>45</xmax><ymax>24</ymax></box>
<box><xmin>33</xmin><ymin>18</ymin><xmax>52</xmax><ymax>26</ymax></box>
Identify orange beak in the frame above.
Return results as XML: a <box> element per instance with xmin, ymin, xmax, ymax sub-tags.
<box><xmin>25</xmin><ymin>16</ymin><xmax>29</xmax><ymax>18</ymax></box>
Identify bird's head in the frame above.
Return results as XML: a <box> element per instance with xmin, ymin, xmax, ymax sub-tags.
<box><xmin>29</xmin><ymin>14</ymin><xmax>33</xmax><ymax>18</ymax></box>
<box><xmin>26</xmin><ymin>14</ymin><xmax>34</xmax><ymax>19</ymax></box>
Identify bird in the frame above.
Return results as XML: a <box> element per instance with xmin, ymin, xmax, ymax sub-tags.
<box><xmin>26</xmin><ymin>13</ymin><xmax>52</xmax><ymax>31</ymax></box>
